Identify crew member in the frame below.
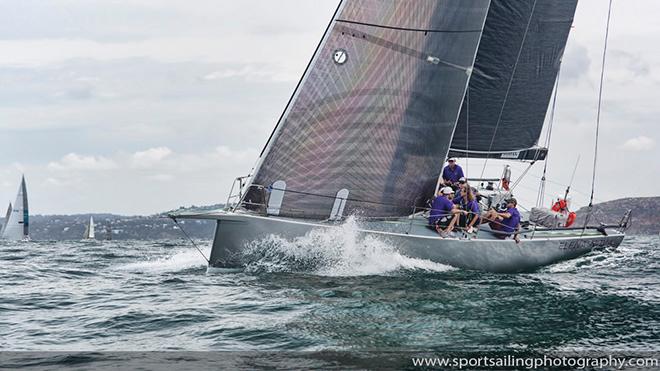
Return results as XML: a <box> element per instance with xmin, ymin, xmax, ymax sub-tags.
<box><xmin>552</xmin><ymin>196</ymin><xmax>568</xmax><ymax>213</ymax></box>
<box><xmin>453</xmin><ymin>177</ymin><xmax>468</xmax><ymax>205</ymax></box>
<box><xmin>552</xmin><ymin>196</ymin><xmax>576</xmax><ymax>227</ymax></box>
<box><xmin>482</xmin><ymin>198</ymin><xmax>521</xmax><ymax>240</ymax></box>
<box><xmin>429</xmin><ymin>187</ymin><xmax>460</xmax><ymax>236</ymax></box>
<box><xmin>451</xmin><ymin>185</ymin><xmax>481</xmax><ymax>233</ymax></box>
<box><xmin>442</xmin><ymin>158</ymin><xmax>465</xmax><ymax>187</ymax></box>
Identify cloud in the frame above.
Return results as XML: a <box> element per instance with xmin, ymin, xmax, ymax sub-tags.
<box><xmin>561</xmin><ymin>44</ymin><xmax>591</xmax><ymax>83</ymax></box>
<box><xmin>201</xmin><ymin>65</ymin><xmax>297</xmax><ymax>83</ymax></box>
<box><xmin>147</xmin><ymin>174</ymin><xmax>175</xmax><ymax>182</ymax></box>
<box><xmin>3</xmin><ymin>0</ymin><xmax>660</xmax><ymax>214</ymax></box>
<box><xmin>621</xmin><ymin>136</ymin><xmax>656</xmax><ymax>152</ymax></box>
<box><xmin>131</xmin><ymin>147</ymin><xmax>173</xmax><ymax>169</ymax></box>
<box><xmin>47</xmin><ymin>153</ymin><xmax>118</xmax><ymax>171</ymax></box>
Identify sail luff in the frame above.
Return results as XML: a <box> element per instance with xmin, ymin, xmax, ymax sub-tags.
<box><xmin>252</xmin><ymin>0</ymin><xmax>347</xmax><ymax>166</ymax></box>
<box><xmin>245</xmin><ymin>0</ymin><xmax>492</xmax><ymax>219</ymax></box>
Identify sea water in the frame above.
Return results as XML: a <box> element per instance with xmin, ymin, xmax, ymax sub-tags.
<box><xmin>1</xmin><ymin>222</ymin><xmax>658</xmax><ymax>369</ymax></box>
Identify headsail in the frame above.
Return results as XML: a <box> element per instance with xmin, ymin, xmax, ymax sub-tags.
<box><xmin>1</xmin><ymin>176</ymin><xmax>29</xmax><ymax>240</ymax></box>
<box><xmin>0</xmin><ymin>202</ymin><xmax>11</xmax><ymax>236</ymax></box>
<box><xmin>246</xmin><ymin>0</ymin><xmax>491</xmax><ymax>219</ymax></box>
<box><xmin>449</xmin><ymin>0</ymin><xmax>578</xmax><ymax>160</ymax></box>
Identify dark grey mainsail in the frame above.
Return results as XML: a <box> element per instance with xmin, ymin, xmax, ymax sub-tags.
<box><xmin>246</xmin><ymin>0</ymin><xmax>491</xmax><ymax>219</ymax></box>
<box><xmin>449</xmin><ymin>0</ymin><xmax>578</xmax><ymax>160</ymax></box>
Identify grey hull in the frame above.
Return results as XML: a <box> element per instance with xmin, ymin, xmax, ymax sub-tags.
<box><xmin>205</xmin><ymin>211</ymin><xmax>624</xmax><ymax>273</ymax></box>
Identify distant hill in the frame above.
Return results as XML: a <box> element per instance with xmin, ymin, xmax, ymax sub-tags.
<box><xmin>575</xmin><ymin>197</ymin><xmax>659</xmax><ymax>235</ymax></box>
<box><xmin>1</xmin><ymin>204</ymin><xmax>224</xmax><ymax>241</ymax></box>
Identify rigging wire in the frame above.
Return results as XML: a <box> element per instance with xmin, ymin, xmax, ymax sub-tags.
<box><xmin>169</xmin><ymin>216</ymin><xmax>210</xmax><ymax>264</ymax></box>
<box><xmin>565</xmin><ymin>155</ymin><xmax>581</xmax><ymax>200</ymax></box>
<box><xmin>511</xmin><ymin>161</ymin><xmax>537</xmax><ymax>192</ymax></box>
<box><xmin>466</xmin><ymin>86</ymin><xmax>470</xmax><ymax>178</ymax></box>
<box><xmin>509</xmin><ymin>163</ymin><xmax>604</xmax><ymax>204</ymax></box>
<box><xmin>536</xmin><ymin>70</ymin><xmax>562</xmax><ymax>207</ymax></box>
<box><xmin>480</xmin><ymin>0</ymin><xmax>539</xmax><ymax>179</ymax></box>
<box><xmin>584</xmin><ymin>0</ymin><xmax>614</xmax><ymax>230</ymax></box>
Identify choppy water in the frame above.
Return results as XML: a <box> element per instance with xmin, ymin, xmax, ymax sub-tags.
<box><xmin>1</xmin><ymin>224</ymin><xmax>658</xmax><ymax>368</ymax></box>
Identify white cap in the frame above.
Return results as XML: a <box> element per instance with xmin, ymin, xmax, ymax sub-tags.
<box><xmin>459</xmin><ymin>177</ymin><xmax>467</xmax><ymax>183</ymax></box>
<box><xmin>448</xmin><ymin>157</ymin><xmax>458</xmax><ymax>162</ymax></box>
<box><xmin>441</xmin><ymin>187</ymin><xmax>455</xmax><ymax>195</ymax></box>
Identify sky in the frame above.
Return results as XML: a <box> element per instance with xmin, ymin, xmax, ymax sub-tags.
<box><xmin>0</xmin><ymin>0</ymin><xmax>658</xmax><ymax>215</ymax></box>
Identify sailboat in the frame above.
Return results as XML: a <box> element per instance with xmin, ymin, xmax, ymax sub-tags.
<box><xmin>83</xmin><ymin>216</ymin><xmax>95</xmax><ymax>240</ymax></box>
<box><xmin>1</xmin><ymin>176</ymin><xmax>30</xmax><ymax>241</ymax></box>
<box><xmin>172</xmin><ymin>0</ymin><xmax>629</xmax><ymax>273</ymax></box>
<box><xmin>0</xmin><ymin>202</ymin><xmax>12</xmax><ymax>237</ymax></box>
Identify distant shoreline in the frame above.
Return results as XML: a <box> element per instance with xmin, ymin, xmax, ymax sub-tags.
<box><xmin>3</xmin><ymin>198</ymin><xmax>659</xmax><ymax>241</ymax></box>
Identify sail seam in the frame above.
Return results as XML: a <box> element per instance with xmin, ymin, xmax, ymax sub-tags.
<box><xmin>335</xmin><ymin>19</ymin><xmax>482</xmax><ymax>33</ymax></box>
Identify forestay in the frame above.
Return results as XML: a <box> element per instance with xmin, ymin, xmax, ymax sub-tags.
<box><xmin>449</xmin><ymin>0</ymin><xmax>578</xmax><ymax>159</ymax></box>
<box><xmin>246</xmin><ymin>0</ymin><xmax>491</xmax><ymax>219</ymax></box>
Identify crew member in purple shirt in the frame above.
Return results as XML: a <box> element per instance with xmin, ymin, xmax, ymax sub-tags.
<box><xmin>454</xmin><ymin>185</ymin><xmax>481</xmax><ymax>233</ymax></box>
<box><xmin>429</xmin><ymin>187</ymin><xmax>459</xmax><ymax>235</ymax></box>
<box><xmin>452</xmin><ymin>177</ymin><xmax>468</xmax><ymax>205</ymax></box>
<box><xmin>442</xmin><ymin>158</ymin><xmax>465</xmax><ymax>187</ymax></box>
<box><xmin>483</xmin><ymin>198</ymin><xmax>521</xmax><ymax>240</ymax></box>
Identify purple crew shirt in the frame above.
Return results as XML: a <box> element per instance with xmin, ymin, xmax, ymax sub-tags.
<box><xmin>501</xmin><ymin>207</ymin><xmax>521</xmax><ymax>233</ymax></box>
<box><xmin>466</xmin><ymin>199</ymin><xmax>480</xmax><ymax>216</ymax></box>
<box><xmin>429</xmin><ymin>196</ymin><xmax>454</xmax><ymax>225</ymax></box>
<box><xmin>442</xmin><ymin>164</ymin><xmax>464</xmax><ymax>184</ymax></box>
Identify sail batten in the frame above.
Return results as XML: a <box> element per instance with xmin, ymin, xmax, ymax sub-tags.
<box><xmin>450</xmin><ymin>0</ymin><xmax>578</xmax><ymax>155</ymax></box>
<box><xmin>246</xmin><ymin>0</ymin><xmax>491</xmax><ymax>219</ymax></box>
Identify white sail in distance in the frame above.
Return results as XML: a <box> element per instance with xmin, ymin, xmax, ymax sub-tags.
<box><xmin>0</xmin><ymin>202</ymin><xmax>12</xmax><ymax>236</ymax></box>
<box><xmin>1</xmin><ymin>176</ymin><xmax>29</xmax><ymax>241</ymax></box>
<box><xmin>84</xmin><ymin>216</ymin><xmax>95</xmax><ymax>239</ymax></box>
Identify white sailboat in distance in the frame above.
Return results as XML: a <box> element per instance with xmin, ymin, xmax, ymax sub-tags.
<box><xmin>0</xmin><ymin>202</ymin><xmax>12</xmax><ymax>237</ymax></box>
<box><xmin>171</xmin><ymin>0</ymin><xmax>629</xmax><ymax>273</ymax></box>
<box><xmin>1</xmin><ymin>176</ymin><xmax>30</xmax><ymax>241</ymax></box>
<box><xmin>83</xmin><ymin>216</ymin><xmax>95</xmax><ymax>240</ymax></box>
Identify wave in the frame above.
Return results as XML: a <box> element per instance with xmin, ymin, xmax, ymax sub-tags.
<box><xmin>241</xmin><ymin>216</ymin><xmax>454</xmax><ymax>277</ymax></box>
<box><xmin>115</xmin><ymin>247</ymin><xmax>210</xmax><ymax>273</ymax></box>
